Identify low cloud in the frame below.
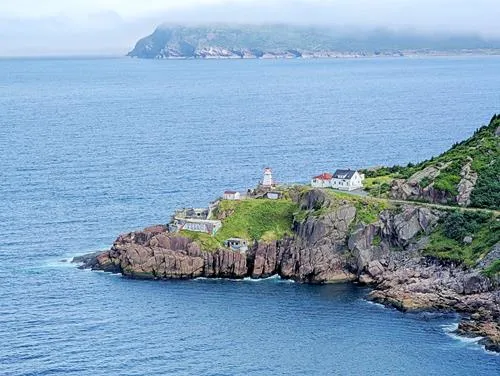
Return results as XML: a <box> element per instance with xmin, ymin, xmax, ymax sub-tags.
<box><xmin>0</xmin><ymin>0</ymin><xmax>499</xmax><ymax>56</ymax></box>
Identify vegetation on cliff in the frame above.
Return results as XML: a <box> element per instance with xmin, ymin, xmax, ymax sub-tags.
<box><xmin>325</xmin><ymin>190</ymin><xmax>390</xmax><ymax>225</ymax></box>
<box><xmin>181</xmin><ymin>198</ymin><xmax>298</xmax><ymax>250</ymax></box>
<box><xmin>363</xmin><ymin>115</ymin><xmax>500</xmax><ymax>210</ymax></box>
<box><xmin>424</xmin><ymin>210</ymin><xmax>500</xmax><ymax>266</ymax></box>
<box><xmin>215</xmin><ymin>199</ymin><xmax>297</xmax><ymax>242</ymax></box>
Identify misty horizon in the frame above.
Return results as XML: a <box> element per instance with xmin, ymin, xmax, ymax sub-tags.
<box><xmin>1</xmin><ymin>0</ymin><xmax>500</xmax><ymax>56</ymax></box>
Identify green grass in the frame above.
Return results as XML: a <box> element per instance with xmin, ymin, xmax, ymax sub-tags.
<box><xmin>363</xmin><ymin>176</ymin><xmax>394</xmax><ymax>197</ymax></box>
<box><xmin>432</xmin><ymin>161</ymin><xmax>462</xmax><ymax>197</ymax></box>
<box><xmin>424</xmin><ymin>210</ymin><xmax>500</xmax><ymax>267</ymax></box>
<box><xmin>325</xmin><ymin>190</ymin><xmax>390</xmax><ymax>224</ymax></box>
<box><xmin>214</xmin><ymin>198</ymin><xmax>298</xmax><ymax>243</ymax></box>
<box><xmin>484</xmin><ymin>260</ymin><xmax>500</xmax><ymax>277</ymax></box>
<box><xmin>179</xmin><ymin>230</ymin><xmax>221</xmax><ymax>251</ymax></box>
<box><xmin>181</xmin><ymin>198</ymin><xmax>298</xmax><ymax>251</ymax></box>
<box><xmin>470</xmin><ymin>158</ymin><xmax>500</xmax><ymax>209</ymax></box>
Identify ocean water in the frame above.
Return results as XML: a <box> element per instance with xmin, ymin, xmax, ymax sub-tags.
<box><xmin>1</xmin><ymin>56</ymin><xmax>500</xmax><ymax>375</ymax></box>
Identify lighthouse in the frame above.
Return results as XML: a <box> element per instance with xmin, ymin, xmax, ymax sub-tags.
<box><xmin>262</xmin><ymin>167</ymin><xmax>274</xmax><ymax>187</ymax></box>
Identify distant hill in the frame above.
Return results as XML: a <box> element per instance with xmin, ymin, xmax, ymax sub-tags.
<box><xmin>128</xmin><ymin>24</ymin><xmax>500</xmax><ymax>59</ymax></box>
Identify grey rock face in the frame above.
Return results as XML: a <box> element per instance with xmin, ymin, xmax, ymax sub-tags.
<box><xmin>478</xmin><ymin>242</ymin><xmax>500</xmax><ymax>269</ymax></box>
<box><xmin>348</xmin><ymin>205</ymin><xmax>440</xmax><ymax>275</ymax></box>
<box><xmin>390</xmin><ymin>163</ymin><xmax>455</xmax><ymax>204</ymax></box>
<box><xmin>286</xmin><ymin>190</ymin><xmax>357</xmax><ymax>282</ymax></box>
<box><xmin>297</xmin><ymin>188</ymin><xmax>331</xmax><ymax>211</ymax></box>
<box><xmin>380</xmin><ymin>206</ymin><xmax>439</xmax><ymax>247</ymax></box>
<box><xmin>456</xmin><ymin>160</ymin><xmax>478</xmax><ymax>207</ymax></box>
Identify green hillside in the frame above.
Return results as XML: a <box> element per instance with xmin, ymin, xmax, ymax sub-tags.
<box><xmin>364</xmin><ymin>115</ymin><xmax>500</xmax><ymax>210</ymax></box>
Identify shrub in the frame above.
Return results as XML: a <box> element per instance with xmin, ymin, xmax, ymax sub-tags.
<box><xmin>442</xmin><ymin>211</ymin><xmax>491</xmax><ymax>241</ymax></box>
<box><xmin>484</xmin><ymin>260</ymin><xmax>500</xmax><ymax>277</ymax></box>
<box><xmin>470</xmin><ymin>158</ymin><xmax>500</xmax><ymax>209</ymax></box>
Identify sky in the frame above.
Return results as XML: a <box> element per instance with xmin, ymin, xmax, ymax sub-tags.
<box><xmin>0</xmin><ymin>0</ymin><xmax>499</xmax><ymax>56</ymax></box>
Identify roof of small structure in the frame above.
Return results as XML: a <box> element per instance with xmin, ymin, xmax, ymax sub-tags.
<box><xmin>313</xmin><ymin>172</ymin><xmax>333</xmax><ymax>180</ymax></box>
<box><xmin>225</xmin><ymin>237</ymin><xmax>247</xmax><ymax>242</ymax></box>
<box><xmin>333</xmin><ymin>169</ymin><xmax>357</xmax><ymax>179</ymax></box>
<box><xmin>224</xmin><ymin>190</ymin><xmax>238</xmax><ymax>194</ymax></box>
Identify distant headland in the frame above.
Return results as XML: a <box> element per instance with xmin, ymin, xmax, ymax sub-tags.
<box><xmin>128</xmin><ymin>24</ymin><xmax>500</xmax><ymax>59</ymax></box>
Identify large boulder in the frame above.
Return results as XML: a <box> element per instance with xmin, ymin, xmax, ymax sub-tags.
<box><xmin>379</xmin><ymin>206</ymin><xmax>439</xmax><ymax>247</ymax></box>
<box><xmin>298</xmin><ymin>189</ymin><xmax>331</xmax><ymax>211</ymax></box>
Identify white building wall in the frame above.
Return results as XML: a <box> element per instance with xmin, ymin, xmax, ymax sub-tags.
<box><xmin>262</xmin><ymin>168</ymin><xmax>273</xmax><ymax>187</ymax></box>
<box><xmin>331</xmin><ymin>172</ymin><xmax>364</xmax><ymax>191</ymax></box>
<box><xmin>223</xmin><ymin>192</ymin><xmax>241</xmax><ymax>200</ymax></box>
<box><xmin>311</xmin><ymin>179</ymin><xmax>331</xmax><ymax>188</ymax></box>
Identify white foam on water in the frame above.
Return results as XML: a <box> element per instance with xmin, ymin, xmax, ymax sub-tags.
<box><xmin>194</xmin><ymin>275</ymin><xmax>294</xmax><ymax>283</ymax></box>
<box><xmin>442</xmin><ymin>322</ymin><xmax>459</xmax><ymax>333</ymax></box>
<box><xmin>483</xmin><ymin>347</ymin><xmax>500</xmax><ymax>356</ymax></box>
<box><xmin>41</xmin><ymin>250</ymin><xmax>105</xmax><ymax>269</ymax></box>
<box><xmin>362</xmin><ymin>299</ymin><xmax>387</xmax><ymax>309</ymax></box>
<box><xmin>242</xmin><ymin>274</ymin><xmax>293</xmax><ymax>283</ymax></box>
<box><xmin>441</xmin><ymin>322</ymin><xmax>487</xmax><ymax>348</ymax></box>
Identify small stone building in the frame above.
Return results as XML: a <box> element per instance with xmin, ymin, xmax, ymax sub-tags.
<box><xmin>224</xmin><ymin>238</ymin><xmax>249</xmax><ymax>252</ymax></box>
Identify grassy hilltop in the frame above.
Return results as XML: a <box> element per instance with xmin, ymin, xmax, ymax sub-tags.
<box><xmin>180</xmin><ymin>197</ymin><xmax>298</xmax><ymax>251</ymax></box>
<box><xmin>363</xmin><ymin>115</ymin><xmax>500</xmax><ymax>210</ymax></box>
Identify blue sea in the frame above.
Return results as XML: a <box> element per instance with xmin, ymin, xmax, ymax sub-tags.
<box><xmin>1</xmin><ymin>56</ymin><xmax>499</xmax><ymax>375</ymax></box>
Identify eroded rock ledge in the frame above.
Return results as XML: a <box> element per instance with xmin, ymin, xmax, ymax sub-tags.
<box><xmin>75</xmin><ymin>189</ymin><xmax>500</xmax><ymax>352</ymax></box>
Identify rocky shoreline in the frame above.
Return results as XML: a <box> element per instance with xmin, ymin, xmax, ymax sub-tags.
<box><xmin>74</xmin><ymin>189</ymin><xmax>500</xmax><ymax>352</ymax></box>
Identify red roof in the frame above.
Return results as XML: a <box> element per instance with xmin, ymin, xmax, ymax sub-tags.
<box><xmin>313</xmin><ymin>173</ymin><xmax>333</xmax><ymax>180</ymax></box>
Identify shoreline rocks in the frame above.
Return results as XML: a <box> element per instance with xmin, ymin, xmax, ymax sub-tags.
<box><xmin>74</xmin><ymin>189</ymin><xmax>499</xmax><ymax>352</ymax></box>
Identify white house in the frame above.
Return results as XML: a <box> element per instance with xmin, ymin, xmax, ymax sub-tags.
<box><xmin>331</xmin><ymin>169</ymin><xmax>364</xmax><ymax>191</ymax></box>
<box><xmin>223</xmin><ymin>191</ymin><xmax>241</xmax><ymax>200</ymax></box>
<box><xmin>311</xmin><ymin>173</ymin><xmax>333</xmax><ymax>188</ymax></box>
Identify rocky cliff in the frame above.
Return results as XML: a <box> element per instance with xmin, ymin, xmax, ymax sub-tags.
<box><xmin>79</xmin><ymin>190</ymin><xmax>357</xmax><ymax>283</ymax></box>
<box><xmin>76</xmin><ymin>188</ymin><xmax>500</xmax><ymax>351</ymax></box>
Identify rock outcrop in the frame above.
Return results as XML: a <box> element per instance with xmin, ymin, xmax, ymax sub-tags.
<box><xmin>362</xmin><ymin>255</ymin><xmax>500</xmax><ymax>352</ymax></box>
<box><xmin>80</xmin><ymin>190</ymin><xmax>357</xmax><ymax>283</ymax></box>
<box><xmin>75</xmin><ymin>188</ymin><xmax>500</xmax><ymax>351</ymax></box>
<box><xmin>456</xmin><ymin>159</ymin><xmax>478</xmax><ymax>206</ymax></box>
<box><xmin>478</xmin><ymin>242</ymin><xmax>500</xmax><ymax>270</ymax></box>
<box><xmin>390</xmin><ymin>163</ymin><xmax>454</xmax><ymax>204</ymax></box>
<box><xmin>81</xmin><ymin>226</ymin><xmax>249</xmax><ymax>280</ymax></box>
<box><xmin>347</xmin><ymin>205</ymin><xmax>440</xmax><ymax>274</ymax></box>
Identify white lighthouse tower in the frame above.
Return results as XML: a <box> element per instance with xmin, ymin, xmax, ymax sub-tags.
<box><xmin>262</xmin><ymin>167</ymin><xmax>274</xmax><ymax>187</ymax></box>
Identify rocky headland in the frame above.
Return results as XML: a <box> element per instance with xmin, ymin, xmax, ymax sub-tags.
<box><xmin>76</xmin><ymin>116</ymin><xmax>499</xmax><ymax>351</ymax></box>
<box><xmin>127</xmin><ymin>25</ymin><xmax>500</xmax><ymax>60</ymax></box>
<box><xmin>76</xmin><ymin>187</ymin><xmax>500</xmax><ymax>352</ymax></box>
